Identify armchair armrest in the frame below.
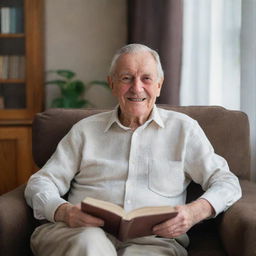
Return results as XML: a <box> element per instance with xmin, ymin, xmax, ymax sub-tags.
<box><xmin>218</xmin><ymin>179</ymin><xmax>256</xmax><ymax>256</ymax></box>
<box><xmin>0</xmin><ymin>184</ymin><xmax>38</xmax><ymax>256</ymax></box>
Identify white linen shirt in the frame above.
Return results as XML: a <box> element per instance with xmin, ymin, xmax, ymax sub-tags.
<box><xmin>25</xmin><ymin>105</ymin><xmax>241</xmax><ymax>222</ymax></box>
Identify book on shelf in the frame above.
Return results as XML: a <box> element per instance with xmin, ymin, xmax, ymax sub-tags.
<box><xmin>0</xmin><ymin>7</ymin><xmax>24</xmax><ymax>34</ymax></box>
<box><xmin>81</xmin><ymin>197</ymin><xmax>178</xmax><ymax>241</ymax></box>
<box><xmin>0</xmin><ymin>56</ymin><xmax>4</xmax><ymax>79</ymax></box>
<box><xmin>10</xmin><ymin>7</ymin><xmax>16</xmax><ymax>33</ymax></box>
<box><xmin>0</xmin><ymin>55</ymin><xmax>25</xmax><ymax>80</ymax></box>
<box><xmin>11</xmin><ymin>7</ymin><xmax>24</xmax><ymax>33</ymax></box>
<box><xmin>1</xmin><ymin>7</ymin><xmax>11</xmax><ymax>34</ymax></box>
<box><xmin>9</xmin><ymin>56</ymin><xmax>19</xmax><ymax>79</ymax></box>
<box><xmin>0</xmin><ymin>56</ymin><xmax>9</xmax><ymax>80</ymax></box>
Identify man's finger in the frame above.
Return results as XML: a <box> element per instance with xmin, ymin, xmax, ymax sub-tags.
<box><xmin>152</xmin><ymin>217</ymin><xmax>177</xmax><ymax>232</ymax></box>
<box><xmin>82</xmin><ymin>212</ymin><xmax>104</xmax><ymax>227</ymax></box>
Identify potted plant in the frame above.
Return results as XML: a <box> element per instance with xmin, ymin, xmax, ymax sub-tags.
<box><xmin>46</xmin><ymin>69</ymin><xmax>109</xmax><ymax>108</ymax></box>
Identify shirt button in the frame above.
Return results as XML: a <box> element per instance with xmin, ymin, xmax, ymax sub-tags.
<box><xmin>127</xmin><ymin>199</ymin><xmax>131</xmax><ymax>204</ymax></box>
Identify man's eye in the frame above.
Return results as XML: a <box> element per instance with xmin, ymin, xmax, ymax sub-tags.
<box><xmin>121</xmin><ymin>76</ymin><xmax>132</xmax><ymax>83</ymax></box>
<box><xmin>143</xmin><ymin>77</ymin><xmax>152</xmax><ymax>82</ymax></box>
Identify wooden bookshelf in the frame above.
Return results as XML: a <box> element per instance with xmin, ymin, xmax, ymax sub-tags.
<box><xmin>0</xmin><ymin>33</ymin><xmax>25</xmax><ymax>38</ymax></box>
<box><xmin>0</xmin><ymin>0</ymin><xmax>44</xmax><ymax>194</ymax></box>
<box><xmin>0</xmin><ymin>79</ymin><xmax>25</xmax><ymax>83</ymax></box>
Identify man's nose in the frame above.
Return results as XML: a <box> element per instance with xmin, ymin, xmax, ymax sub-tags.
<box><xmin>130</xmin><ymin>77</ymin><xmax>144</xmax><ymax>93</ymax></box>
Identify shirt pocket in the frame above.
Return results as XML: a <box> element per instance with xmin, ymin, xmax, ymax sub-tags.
<box><xmin>148</xmin><ymin>159</ymin><xmax>185</xmax><ymax>197</ymax></box>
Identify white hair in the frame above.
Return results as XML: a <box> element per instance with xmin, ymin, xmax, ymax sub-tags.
<box><xmin>109</xmin><ymin>43</ymin><xmax>164</xmax><ymax>81</ymax></box>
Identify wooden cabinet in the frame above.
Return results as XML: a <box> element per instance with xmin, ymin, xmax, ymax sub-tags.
<box><xmin>0</xmin><ymin>126</ymin><xmax>35</xmax><ymax>194</ymax></box>
<box><xmin>0</xmin><ymin>0</ymin><xmax>44</xmax><ymax>194</ymax></box>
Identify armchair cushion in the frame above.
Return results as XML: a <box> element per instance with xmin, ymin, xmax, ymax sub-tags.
<box><xmin>0</xmin><ymin>185</ymin><xmax>38</xmax><ymax>256</ymax></box>
<box><xmin>219</xmin><ymin>179</ymin><xmax>256</xmax><ymax>256</ymax></box>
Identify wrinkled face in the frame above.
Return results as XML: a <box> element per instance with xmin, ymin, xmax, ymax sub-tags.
<box><xmin>108</xmin><ymin>51</ymin><xmax>163</xmax><ymax>120</ymax></box>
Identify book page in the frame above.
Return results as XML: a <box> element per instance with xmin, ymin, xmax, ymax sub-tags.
<box><xmin>82</xmin><ymin>197</ymin><xmax>125</xmax><ymax>217</ymax></box>
<box><xmin>124</xmin><ymin>205</ymin><xmax>176</xmax><ymax>220</ymax></box>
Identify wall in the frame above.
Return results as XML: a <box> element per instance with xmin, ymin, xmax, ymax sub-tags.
<box><xmin>44</xmin><ymin>0</ymin><xmax>127</xmax><ymax>108</ymax></box>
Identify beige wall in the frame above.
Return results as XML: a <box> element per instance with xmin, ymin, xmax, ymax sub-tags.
<box><xmin>44</xmin><ymin>0</ymin><xmax>127</xmax><ymax>108</ymax></box>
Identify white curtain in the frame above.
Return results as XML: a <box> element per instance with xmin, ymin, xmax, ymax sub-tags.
<box><xmin>180</xmin><ymin>0</ymin><xmax>256</xmax><ymax>181</ymax></box>
<box><xmin>241</xmin><ymin>0</ymin><xmax>256</xmax><ymax>181</ymax></box>
<box><xmin>180</xmin><ymin>0</ymin><xmax>241</xmax><ymax>110</ymax></box>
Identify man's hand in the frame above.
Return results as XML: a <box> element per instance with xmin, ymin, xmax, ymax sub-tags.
<box><xmin>153</xmin><ymin>199</ymin><xmax>214</xmax><ymax>238</ymax></box>
<box><xmin>54</xmin><ymin>203</ymin><xmax>104</xmax><ymax>228</ymax></box>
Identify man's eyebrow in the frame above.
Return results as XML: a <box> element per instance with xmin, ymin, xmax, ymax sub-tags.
<box><xmin>142</xmin><ymin>73</ymin><xmax>153</xmax><ymax>76</ymax></box>
<box><xmin>116</xmin><ymin>72</ymin><xmax>154</xmax><ymax>77</ymax></box>
<box><xmin>118</xmin><ymin>71</ymin><xmax>132</xmax><ymax>76</ymax></box>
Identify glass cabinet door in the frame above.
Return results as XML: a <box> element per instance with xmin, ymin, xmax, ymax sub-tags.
<box><xmin>0</xmin><ymin>0</ymin><xmax>43</xmax><ymax>122</ymax></box>
<box><xmin>0</xmin><ymin>0</ymin><xmax>25</xmax><ymax>110</ymax></box>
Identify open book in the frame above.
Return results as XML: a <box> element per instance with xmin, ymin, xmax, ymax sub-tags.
<box><xmin>81</xmin><ymin>197</ymin><xmax>178</xmax><ymax>241</ymax></box>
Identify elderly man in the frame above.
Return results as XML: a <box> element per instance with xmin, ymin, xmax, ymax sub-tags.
<box><xmin>25</xmin><ymin>44</ymin><xmax>241</xmax><ymax>256</ymax></box>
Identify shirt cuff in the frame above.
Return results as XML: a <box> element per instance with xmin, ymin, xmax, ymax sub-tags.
<box><xmin>43</xmin><ymin>197</ymin><xmax>68</xmax><ymax>222</ymax></box>
<box><xmin>199</xmin><ymin>191</ymin><xmax>226</xmax><ymax>217</ymax></box>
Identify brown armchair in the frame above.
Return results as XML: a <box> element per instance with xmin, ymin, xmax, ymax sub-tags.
<box><xmin>1</xmin><ymin>106</ymin><xmax>256</xmax><ymax>256</ymax></box>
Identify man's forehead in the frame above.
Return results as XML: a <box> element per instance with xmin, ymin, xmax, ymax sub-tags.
<box><xmin>117</xmin><ymin>51</ymin><xmax>155</xmax><ymax>63</ymax></box>
<box><xmin>115</xmin><ymin>52</ymin><xmax>157</xmax><ymax>74</ymax></box>
<box><xmin>117</xmin><ymin>70</ymin><xmax>155</xmax><ymax>76</ymax></box>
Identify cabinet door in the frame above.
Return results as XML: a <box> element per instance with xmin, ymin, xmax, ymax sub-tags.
<box><xmin>0</xmin><ymin>126</ymin><xmax>34</xmax><ymax>194</ymax></box>
<box><xmin>0</xmin><ymin>0</ymin><xmax>43</xmax><ymax>120</ymax></box>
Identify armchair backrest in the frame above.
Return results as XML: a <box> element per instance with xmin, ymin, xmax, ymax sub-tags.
<box><xmin>32</xmin><ymin>105</ymin><xmax>250</xmax><ymax>180</ymax></box>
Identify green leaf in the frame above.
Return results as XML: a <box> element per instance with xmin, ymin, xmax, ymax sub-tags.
<box><xmin>62</xmin><ymin>97</ymin><xmax>72</xmax><ymax>108</ymax></box>
<box><xmin>47</xmin><ymin>70</ymin><xmax>111</xmax><ymax>109</ymax></box>
<box><xmin>73</xmin><ymin>99</ymin><xmax>87</xmax><ymax>108</ymax></box>
<box><xmin>60</xmin><ymin>98</ymin><xmax>87</xmax><ymax>108</ymax></box>
<box><xmin>72</xmin><ymin>80</ymin><xmax>85</xmax><ymax>94</ymax></box>
<box><xmin>62</xmin><ymin>90</ymin><xmax>79</xmax><ymax>98</ymax></box>
<box><xmin>46</xmin><ymin>80</ymin><xmax>66</xmax><ymax>88</ymax></box>
<box><xmin>56</xmin><ymin>70</ymin><xmax>76</xmax><ymax>79</ymax></box>
<box><xmin>51</xmin><ymin>98</ymin><xmax>64</xmax><ymax>108</ymax></box>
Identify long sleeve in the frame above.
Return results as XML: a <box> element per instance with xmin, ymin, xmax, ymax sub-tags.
<box><xmin>184</xmin><ymin>120</ymin><xmax>242</xmax><ymax>216</ymax></box>
<box><xmin>25</xmin><ymin>125</ymin><xmax>83</xmax><ymax>222</ymax></box>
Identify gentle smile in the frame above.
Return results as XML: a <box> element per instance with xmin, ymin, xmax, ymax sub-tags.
<box><xmin>127</xmin><ymin>98</ymin><xmax>146</xmax><ymax>102</ymax></box>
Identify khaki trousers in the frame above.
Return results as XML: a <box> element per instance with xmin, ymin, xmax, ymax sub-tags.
<box><xmin>31</xmin><ymin>222</ymin><xmax>188</xmax><ymax>256</ymax></box>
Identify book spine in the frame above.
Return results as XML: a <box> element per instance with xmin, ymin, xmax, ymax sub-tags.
<box><xmin>2</xmin><ymin>56</ymin><xmax>9</xmax><ymax>79</ymax></box>
<box><xmin>8</xmin><ymin>55</ymin><xmax>16</xmax><ymax>79</ymax></box>
<box><xmin>0</xmin><ymin>7</ymin><xmax>23</xmax><ymax>34</ymax></box>
<box><xmin>19</xmin><ymin>55</ymin><xmax>26</xmax><ymax>79</ymax></box>
<box><xmin>15</xmin><ymin>7</ymin><xmax>24</xmax><ymax>33</ymax></box>
<box><xmin>0</xmin><ymin>55</ymin><xmax>25</xmax><ymax>80</ymax></box>
<box><xmin>118</xmin><ymin>219</ymin><xmax>134</xmax><ymax>242</ymax></box>
<box><xmin>10</xmin><ymin>7</ymin><xmax>16</xmax><ymax>33</ymax></box>
<box><xmin>1</xmin><ymin>7</ymin><xmax>11</xmax><ymax>34</ymax></box>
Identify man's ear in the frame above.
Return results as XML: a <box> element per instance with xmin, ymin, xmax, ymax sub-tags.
<box><xmin>107</xmin><ymin>76</ymin><xmax>114</xmax><ymax>90</ymax></box>
<box><xmin>156</xmin><ymin>78</ymin><xmax>164</xmax><ymax>97</ymax></box>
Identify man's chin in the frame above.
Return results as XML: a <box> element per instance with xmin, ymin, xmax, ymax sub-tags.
<box><xmin>125</xmin><ymin>105</ymin><xmax>153</xmax><ymax>117</ymax></box>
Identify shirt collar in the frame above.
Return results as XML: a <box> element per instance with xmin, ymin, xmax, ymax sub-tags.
<box><xmin>150</xmin><ymin>105</ymin><xmax>165</xmax><ymax>128</ymax></box>
<box><xmin>104</xmin><ymin>105</ymin><xmax>121</xmax><ymax>132</ymax></box>
<box><xmin>104</xmin><ymin>104</ymin><xmax>165</xmax><ymax>132</ymax></box>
